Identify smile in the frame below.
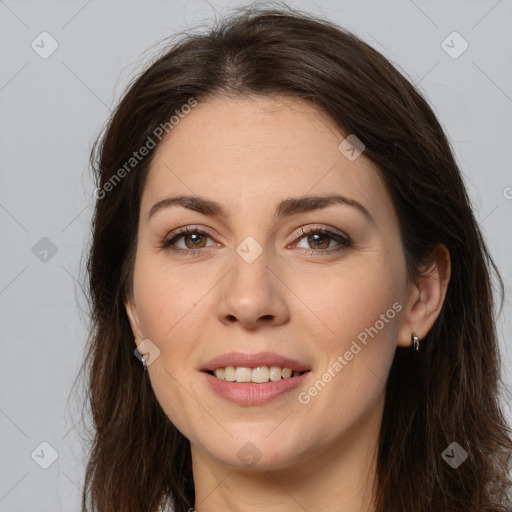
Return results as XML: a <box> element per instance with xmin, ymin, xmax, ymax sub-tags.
<box><xmin>205</xmin><ymin>365</ymin><xmax>307</xmax><ymax>384</ymax></box>
<box><xmin>201</xmin><ymin>368</ymin><xmax>312</xmax><ymax>406</ymax></box>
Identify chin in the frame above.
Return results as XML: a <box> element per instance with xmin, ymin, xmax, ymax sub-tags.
<box><xmin>196</xmin><ymin>431</ymin><xmax>309</xmax><ymax>472</ymax></box>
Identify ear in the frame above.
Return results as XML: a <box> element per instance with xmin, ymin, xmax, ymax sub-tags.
<box><xmin>397</xmin><ymin>244</ymin><xmax>451</xmax><ymax>348</ymax></box>
<box><xmin>125</xmin><ymin>296</ymin><xmax>142</xmax><ymax>341</ymax></box>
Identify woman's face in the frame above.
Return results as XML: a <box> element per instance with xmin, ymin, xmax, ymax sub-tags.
<box><xmin>126</xmin><ymin>95</ymin><xmax>417</xmax><ymax>471</ymax></box>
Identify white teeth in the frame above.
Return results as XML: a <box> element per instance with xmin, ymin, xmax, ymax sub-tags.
<box><xmin>252</xmin><ymin>366</ymin><xmax>270</xmax><ymax>383</ymax></box>
<box><xmin>224</xmin><ymin>366</ymin><xmax>236</xmax><ymax>381</ymax></box>
<box><xmin>269</xmin><ymin>366</ymin><xmax>282</xmax><ymax>381</ymax></box>
<box><xmin>235</xmin><ymin>367</ymin><xmax>252</xmax><ymax>383</ymax></box>
<box><xmin>210</xmin><ymin>365</ymin><xmax>305</xmax><ymax>383</ymax></box>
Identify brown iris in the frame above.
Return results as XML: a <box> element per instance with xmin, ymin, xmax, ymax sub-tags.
<box><xmin>184</xmin><ymin>233</ymin><xmax>207</xmax><ymax>249</ymax></box>
<box><xmin>307</xmin><ymin>233</ymin><xmax>330</xmax><ymax>250</ymax></box>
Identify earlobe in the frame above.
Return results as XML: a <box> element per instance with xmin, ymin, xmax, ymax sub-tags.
<box><xmin>397</xmin><ymin>244</ymin><xmax>451</xmax><ymax>348</ymax></box>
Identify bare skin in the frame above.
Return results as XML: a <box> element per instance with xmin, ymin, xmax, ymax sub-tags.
<box><xmin>125</xmin><ymin>95</ymin><xmax>451</xmax><ymax>512</ymax></box>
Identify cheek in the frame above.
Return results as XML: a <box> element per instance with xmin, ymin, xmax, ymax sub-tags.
<box><xmin>133</xmin><ymin>252</ymin><xmax>205</xmax><ymax>338</ymax></box>
<box><xmin>293</xmin><ymin>275</ymin><xmax>401</xmax><ymax>442</ymax></box>
<box><xmin>293</xmin><ymin>257</ymin><xmax>402</xmax><ymax>405</ymax></box>
<box><xmin>295</xmin><ymin>256</ymin><xmax>402</xmax><ymax>345</ymax></box>
<box><xmin>132</xmin><ymin>256</ymin><xmax>212</xmax><ymax>434</ymax></box>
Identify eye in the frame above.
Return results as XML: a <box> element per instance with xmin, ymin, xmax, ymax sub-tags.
<box><xmin>291</xmin><ymin>226</ymin><xmax>351</xmax><ymax>255</ymax></box>
<box><xmin>160</xmin><ymin>226</ymin><xmax>217</xmax><ymax>254</ymax></box>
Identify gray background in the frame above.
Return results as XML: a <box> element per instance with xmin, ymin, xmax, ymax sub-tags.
<box><xmin>1</xmin><ymin>1</ymin><xmax>511</xmax><ymax>510</ymax></box>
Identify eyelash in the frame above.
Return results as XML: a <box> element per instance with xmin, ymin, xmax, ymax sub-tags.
<box><xmin>159</xmin><ymin>225</ymin><xmax>351</xmax><ymax>257</ymax></box>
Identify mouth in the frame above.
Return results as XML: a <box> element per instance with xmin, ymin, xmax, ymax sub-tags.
<box><xmin>202</xmin><ymin>366</ymin><xmax>311</xmax><ymax>384</ymax></box>
<box><xmin>201</xmin><ymin>366</ymin><xmax>312</xmax><ymax>406</ymax></box>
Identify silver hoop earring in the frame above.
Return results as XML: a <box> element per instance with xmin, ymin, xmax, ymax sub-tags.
<box><xmin>411</xmin><ymin>332</ymin><xmax>420</xmax><ymax>352</ymax></box>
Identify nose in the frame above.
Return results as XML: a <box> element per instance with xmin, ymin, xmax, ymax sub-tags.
<box><xmin>216</xmin><ymin>249</ymin><xmax>290</xmax><ymax>330</ymax></box>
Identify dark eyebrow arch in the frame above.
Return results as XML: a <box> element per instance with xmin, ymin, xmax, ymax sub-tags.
<box><xmin>148</xmin><ymin>194</ymin><xmax>373</xmax><ymax>223</ymax></box>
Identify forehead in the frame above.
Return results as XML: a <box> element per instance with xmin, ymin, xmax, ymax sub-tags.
<box><xmin>142</xmin><ymin>95</ymin><xmax>392</xmax><ymax>224</ymax></box>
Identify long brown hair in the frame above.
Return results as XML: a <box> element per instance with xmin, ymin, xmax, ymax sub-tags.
<box><xmin>79</xmin><ymin>4</ymin><xmax>512</xmax><ymax>511</ymax></box>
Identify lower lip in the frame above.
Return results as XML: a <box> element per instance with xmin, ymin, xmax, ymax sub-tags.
<box><xmin>202</xmin><ymin>371</ymin><xmax>311</xmax><ymax>406</ymax></box>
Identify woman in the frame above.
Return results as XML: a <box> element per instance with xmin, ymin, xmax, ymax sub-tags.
<box><xmin>81</xmin><ymin>4</ymin><xmax>512</xmax><ymax>511</ymax></box>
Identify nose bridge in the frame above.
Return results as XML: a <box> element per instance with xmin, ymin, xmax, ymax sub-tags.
<box><xmin>229</xmin><ymin>238</ymin><xmax>273</xmax><ymax>304</ymax></box>
<box><xmin>216</xmin><ymin>235</ymin><xmax>289</xmax><ymax>327</ymax></box>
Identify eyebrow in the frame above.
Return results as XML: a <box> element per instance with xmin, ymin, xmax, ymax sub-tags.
<box><xmin>148</xmin><ymin>194</ymin><xmax>373</xmax><ymax>223</ymax></box>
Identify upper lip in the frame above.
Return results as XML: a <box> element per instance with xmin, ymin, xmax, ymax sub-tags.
<box><xmin>201</xmin><ymin>351</ymin><xmax>312</xmax><ymax>372</ymax></box>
